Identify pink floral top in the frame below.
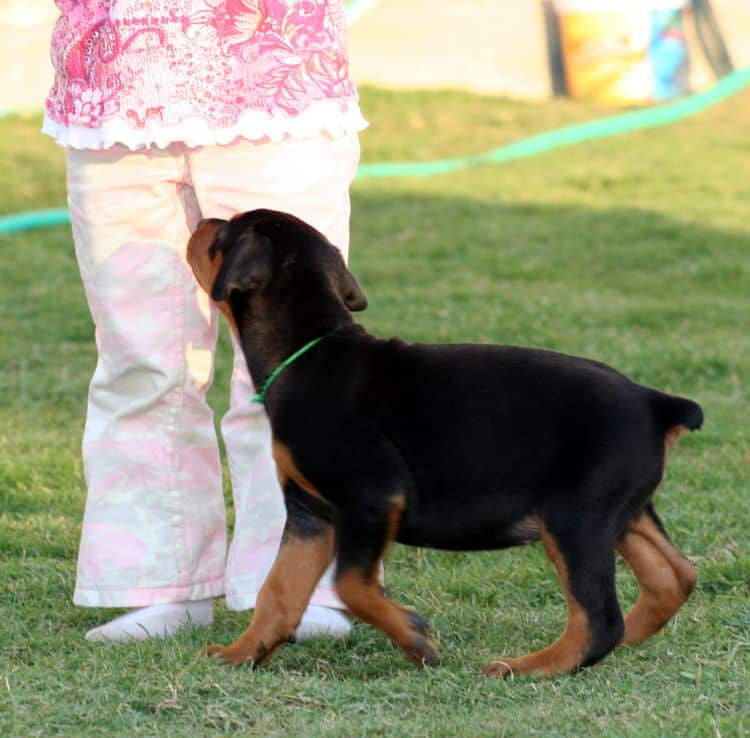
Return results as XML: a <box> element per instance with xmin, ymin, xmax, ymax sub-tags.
<box><xmin>43</xmin><ymin>0</ymin><xmax>367</xmax><ymax>150</ymax></box>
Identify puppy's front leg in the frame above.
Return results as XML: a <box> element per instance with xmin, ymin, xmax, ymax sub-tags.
<box><xmin>206</xmin><ymin>484</ymin><xmax>335</xmax><ymax>667</ymax></box>
<box><xmin>335</xmin><ymin>493</ymin><xmax>439</xmax><ymax>668</ymax></box>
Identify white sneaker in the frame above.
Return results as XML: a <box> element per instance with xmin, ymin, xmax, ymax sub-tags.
<box><xmin>295</xmin><ymin>605</ymin><xmax>351</xmax><ymax>641</ymax></box>
<box><xmin>85</xmin><ymin>599</ymin><xmax>213</xmax><ymax>642</ymax></box>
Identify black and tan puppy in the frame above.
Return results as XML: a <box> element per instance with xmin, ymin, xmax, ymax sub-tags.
<box><xmin>187</xmin><ymin>208</ymin><xmax>701</xmax><ymax>678</ymax></box>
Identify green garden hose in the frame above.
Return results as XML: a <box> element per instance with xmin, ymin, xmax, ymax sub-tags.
<box><xmin>0</xmin><ymin>207</ymin><xmax>70</xmax><ymax>236</ymax></box>
<box><xmin>357</xmin><ymin>66</ymin><xmax>750</xmax><ymax>179</ymax></box>
<box><xmin>2</xmin><ymin>66</ymin><xmax>750</xmax><ymax>236</ymax></box>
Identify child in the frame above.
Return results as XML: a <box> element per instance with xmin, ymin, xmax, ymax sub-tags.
<box><xmin>43</xmin><ymin>0</ymin><xmax>367</xmax><ymax>641</ymax></box>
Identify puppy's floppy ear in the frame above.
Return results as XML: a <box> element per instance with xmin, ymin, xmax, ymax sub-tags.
<box><xmin>211</xmin><ymin>232</ymin><xmax>273</xmax><ymax>302</ymax></box>
<box><xmin>336</xmin><ymin>261</ymin><xmax>368</xmax><ymax>312</ymax></box>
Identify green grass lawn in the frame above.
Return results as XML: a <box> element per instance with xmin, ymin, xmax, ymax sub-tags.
<box><xmin>1</xmin><ymin>86</ymin><xmax>749</xmax><ymax>737</ymax></box>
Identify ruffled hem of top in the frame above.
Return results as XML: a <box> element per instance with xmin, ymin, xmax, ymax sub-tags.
<box><xmin>42</xmin><ymin>100</ymin><xmax>369</xmax><ymax>151</ymax></box>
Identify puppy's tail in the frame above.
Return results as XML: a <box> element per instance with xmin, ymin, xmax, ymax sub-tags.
<box><xmin>647</xmin><ymin>389</ymin><xmax>703</xmax><ymax>450</ymax></box>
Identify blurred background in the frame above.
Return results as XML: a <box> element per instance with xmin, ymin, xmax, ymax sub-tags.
<box><xmin>1</xmin><ymin>0</ymin><xmax>748</xmax><ymax>113</ymax></box>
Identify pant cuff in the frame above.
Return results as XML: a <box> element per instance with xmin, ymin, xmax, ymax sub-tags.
<box><xmin>73</xmin><ymin>576</ymin><xmax>226</xmax><ymax>608</ymax></box>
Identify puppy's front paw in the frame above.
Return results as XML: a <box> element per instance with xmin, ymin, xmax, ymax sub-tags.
<box><xmin>404</xmin><ymin>611</ymin><xmax>439</xmax><ymax>667</ymax></box>
<box><xmin>205</xmin><ymin>642</ymin><xmax>258</xmax><ymax>667</ymax></box>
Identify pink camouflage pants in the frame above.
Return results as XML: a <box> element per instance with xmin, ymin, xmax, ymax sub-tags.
<box><xmin>66</xmin><ymin>133</ymin><xmax>360</xmax><ymax>610</ymax></box>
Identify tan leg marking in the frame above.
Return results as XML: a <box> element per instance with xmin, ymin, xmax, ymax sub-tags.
<box><xmin>272</xmin><ymin>440</ymin><xmax>329</xmax><ymax>505</ymax></box>
<box><xmin>483</xmin><ymin>527</ymin><xmax>590</xmax><ymax>678</ymax></box>
<box><xmin>206</xmin><ymin>527</ymin><xmax>334</xmax><ymax>667</ymax></box>
<box><xmin>617</xmin><ymin>512</ymin><xmax>697</xmax><ymax>645</ymax></box>
<box><xmin>335</xmin><ymin>497</ymin><xmax>439</xmax><ymax>667</ymax></box>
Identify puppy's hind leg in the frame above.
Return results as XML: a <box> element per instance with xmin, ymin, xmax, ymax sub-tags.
<box><xmin>617</xmin><ymin>505</ymin><xmax>697</xmax><ymax>645</ymax></box>
<box><xmin>483</xmin><ymin>521</ymin><xmax>624</xmax><ymax>678</ymax></box>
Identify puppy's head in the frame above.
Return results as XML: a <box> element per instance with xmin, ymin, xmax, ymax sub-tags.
<box><xmin>187</xmin><ymin>209</ymin><xmax>367</xmax><ymax>334</ymax></box>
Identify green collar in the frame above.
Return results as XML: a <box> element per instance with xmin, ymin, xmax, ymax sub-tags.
<box><xmin>251</xmin><ymin>336</ymin><xmax>325</xmax><ymax>405</ymax></box>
